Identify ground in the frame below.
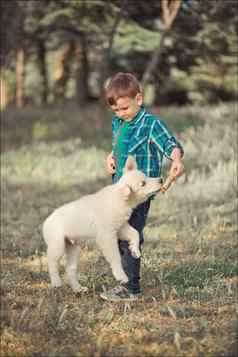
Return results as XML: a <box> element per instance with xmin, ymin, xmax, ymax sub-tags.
<box><xmin>1</xmin><ymin>103</ymin><xmax>237</xmax><ymax>356</ymax></box>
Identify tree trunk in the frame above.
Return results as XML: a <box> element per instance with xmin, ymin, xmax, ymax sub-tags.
<box><xmin>141</xmin><ymin>31</ymin><xmax>167</xmax><ymax>89</ymax></box>
<box><xmin>98</xmin><ymin>0</ymin><xmax>126</xmax><ymax>105</ymax></box>
<box><xmin>141</xmin><ymin>0</ymin><xmax>182</xmax><ymax>90</ymax></box>
<box><xmin>162</xmin><ymin>0</ymin><xmax>182</xmax><ymax>29</ymax></box>
<box><xmin>0</xmin><ymin>70</ymin><xmax>9</xmax><ymax>110</ymax></box>
<box><xmin>75</xmin><ymin>35</ymin><xmax>90</xmax><ymax>106</ymax></box>
<box><xmin>15</xmin><ymin>47</ymin><xmax>25</xmax><ymax>107</ymax></box>
<box><xmin>54</xmin><ymin>39</ymin><xmax>75</xmax><ymax>102</ymax></box>
<box><xmin>37</xmin><ymin>39</ymin><xmax>49</xmax><ymax>104</ymax></box>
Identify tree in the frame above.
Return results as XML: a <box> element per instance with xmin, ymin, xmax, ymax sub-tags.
<box><xmin>36</xmin><ymin>39</ymin><xmax>49</xmax><ymax>104</ymax></box>
<box><xmin>157</xmin><ymin>0</ymin><xmax>238</xmax><ymax>104</ymax></box>
<box><xmin>141</xmin><ymin>0</ymin><xmax>182</xmax><ymax>88</ymax></box>
<box><xmin>54</xmin><ymin>39</ymin><xmax>76</xmax><ymax>101</ymax></box>
<box><xmin>1</xmin><ymin>0</ymin><xmax>27</xmax><ymax>107</ymax></box>
<box><xmin>1</xmin><ymin>0</ymin><xmax>52</xmax><ymax>106</ymax></box>
<box><xmin>26</xmin><ymin>0</ymin><xmax>124</xmax><ymax>104</ymax></box>
<box><xmin>1</xmin><ymin>0</ymin><xmax>236</xmax><ymax>108</ymax></box>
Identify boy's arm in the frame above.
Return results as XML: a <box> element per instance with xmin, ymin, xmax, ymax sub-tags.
<box><xmin>150</xmin><ymin>118</ymin><xmax>184</xmax><ymax>161</ymax></box>
<box><xmin>150</xmin><ymin>118</ymin><xmax>184</xmax><ymax>180</ymax></box>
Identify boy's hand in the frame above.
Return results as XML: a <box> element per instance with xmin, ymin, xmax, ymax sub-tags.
<box><xmin>169</xmin><ymin>158</ymin><xmax>184</xmax><ymax>179</ymax></box>
<box><xmin>159</xmin><ymin>157</ymin><xmax>184</xmax><ymax>194</ymax></box>
<box><xmin>106</xmin><ymin>153</ymin><xmax>116</xmax><ymax>175</ymax></box>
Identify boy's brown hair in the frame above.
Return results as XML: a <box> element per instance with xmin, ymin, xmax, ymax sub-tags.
<box><xmin>105</xmin><ymin>72</ymin><xmax>141</xmax><ymax>106</ymax></box>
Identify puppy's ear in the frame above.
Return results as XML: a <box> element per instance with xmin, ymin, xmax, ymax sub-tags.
<box><xmin>124</xmin><ymin>156</ymin><xmax>137</xmax><ymax>172</ymax></box>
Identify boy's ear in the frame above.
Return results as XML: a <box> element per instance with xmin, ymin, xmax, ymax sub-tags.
<box><xmin>136</xmin><ymin>93</ymin><xmax>143</xmax><ymax>106</ymax></box>
<box><xmin>124</xmin><ymin>156</ymin><xmax>137</xmax><ymax>172</ymax></box>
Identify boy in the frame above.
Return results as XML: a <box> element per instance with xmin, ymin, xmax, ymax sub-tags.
<box><xmin>100</xmin><ymin>72</ymin><xmax>184</xmax><ymax>302</ymax></box>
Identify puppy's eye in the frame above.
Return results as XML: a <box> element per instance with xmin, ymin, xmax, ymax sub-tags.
<box><xmin>140</xmin><ymin>181</ymin><xmax>146</xmax><ymax>187</ymax></box>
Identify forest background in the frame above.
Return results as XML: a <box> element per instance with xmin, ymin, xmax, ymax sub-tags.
<box><xmin>1</xmin><ymin>1</ymin><xmax>238</xmax><ymax>357</ymax></box>
<box><xmin>1</xmin><ymin>0</ymin><xmax>237</xmax><ymax>108</ymax></box>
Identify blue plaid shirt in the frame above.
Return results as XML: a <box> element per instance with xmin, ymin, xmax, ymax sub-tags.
<box><xmin>112</xmin><ymin>106</ymin><xmax>184</xmax><ymax>182</ymax></box>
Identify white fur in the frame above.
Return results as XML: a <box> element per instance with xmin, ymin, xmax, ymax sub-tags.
<box><xmin>42</xmin><ymin>156</ymin><xmax>162</xmax><ymax>293</ymax></box>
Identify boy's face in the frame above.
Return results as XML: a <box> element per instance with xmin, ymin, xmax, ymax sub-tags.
<box><xmin>111</xmin><ymin>94</ymin><xmax>143</xmax><ymax>121</ymax></box>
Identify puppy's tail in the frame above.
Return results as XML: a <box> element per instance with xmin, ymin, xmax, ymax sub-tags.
<box><xmin>42</xmin><ymin>215</ymin><xmax>64</xmax><ymax>247</ymax></box>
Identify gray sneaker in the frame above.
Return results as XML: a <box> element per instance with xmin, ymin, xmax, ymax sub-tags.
<box><xmin>100</xmin><ymin>285</ymin><xmax>139</xmax><ymax>302</ymax></box>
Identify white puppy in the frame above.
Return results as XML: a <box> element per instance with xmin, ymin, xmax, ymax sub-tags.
<box><xmin>42</xmin><ymin>156</ymin><xmax>163</xmax><ymax>293</ymax></box>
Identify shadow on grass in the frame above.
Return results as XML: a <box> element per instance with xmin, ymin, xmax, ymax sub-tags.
<box><xmin>1</xmin><ymin>103</ymin><xmax>113</xmax><ymax>152</ymax></box>
<box><xmin>142</xmin><ymin>255</ymin><xmax>237</xmax><ymax>302</ymax></box>
<box><xmin>165</xmin><ymin>260</ymin><xmax>237</xmax><ymax>289</ymax></box>
<box><xmin>1</xmin><ymin>102</ymin><xmax>207</xmax><ymax>153</ymax></box>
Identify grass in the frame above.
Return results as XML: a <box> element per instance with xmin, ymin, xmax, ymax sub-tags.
<box><xmin>1</xmin><ymin>102</ymin><xmax>237</xmax><ymax>356</ymax></box>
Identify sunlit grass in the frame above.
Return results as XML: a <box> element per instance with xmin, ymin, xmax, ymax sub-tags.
<box><xmin>2</xmin><ymin>139</ymin><xmax>107</xmax><ymax>185</ymax></box>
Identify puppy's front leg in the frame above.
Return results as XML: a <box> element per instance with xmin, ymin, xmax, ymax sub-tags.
<box><xmin>96</xmin><ymin>231</ymin><xmax>128</xmax><ymax>283</ymax></box>
<box><xmin>118</xmin><ymin>223</ymin><xmax>141</xmax><ymax>258</ymax></box>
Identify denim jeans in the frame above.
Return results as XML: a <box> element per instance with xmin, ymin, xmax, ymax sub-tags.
<box><xmin>118</xmin><ymin>199</ymin><xmax>151</xmax><ymax>294</ymax></box>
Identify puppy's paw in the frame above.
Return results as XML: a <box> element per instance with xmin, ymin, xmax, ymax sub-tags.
<box><xmin>120</xmin><ymin>276</ymin><xmax>129</xmax><ymax>284</ymax></box>
<box><xmin>80</xmin><ymin>285</ymin><xmax>89</xmax><ymax>293</ymax></box>
<box><xmin>72</xmin><ymin>284</ymin><xmax>89</xmax><ymax>294</ymax></box>
<box><xmin>130</xmin><ymin>249</ymin><xmax>141</xmax><ymax>259</ymax></box>
<box><xmin>51</xmin><ymin>278</ymin><xmax>63</xmax><ymax>288</ymax></box>
<box><xmin>114</xmin><ymin>270</ymin><xmax>129</xmax><ymax>284</ymax></box>
<box><xmin>129</xmin><ymin>244</ymin><xmax>141</xmax><ymax>259</ymax></box>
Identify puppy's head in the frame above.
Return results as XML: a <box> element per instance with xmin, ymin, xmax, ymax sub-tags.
<box><xmin>119</xmin><ymin>156</ymin><xmax>163</xmax><ymax>206</ymax></box>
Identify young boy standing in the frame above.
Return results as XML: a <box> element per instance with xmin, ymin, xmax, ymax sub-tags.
<box><xmin>100</xmin><ymin>72</ymin><xmax>184</xmax><ymax>302</ymax></box>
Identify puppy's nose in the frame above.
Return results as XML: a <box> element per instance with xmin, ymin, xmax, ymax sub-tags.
<box><xmin>159</xmin><ymin>177</ymin><xmax>163</xmax><ymax>184</ymax></box>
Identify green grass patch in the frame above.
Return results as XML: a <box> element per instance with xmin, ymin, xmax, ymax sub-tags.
<box><xmin>166</xmin><ymin>260</ymin><xmax>237</xmax><ymax>291</ymax></box>
<box><xmin>2</xmin><ymin>139</ymin><xmax>107</xmax><ymax>185</ymax></box>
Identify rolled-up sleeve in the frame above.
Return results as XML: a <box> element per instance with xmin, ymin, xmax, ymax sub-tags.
<box><xmin>150</xmin><ymin>118</ymin><xmax>184</xmax><ymax>159</ymax></box>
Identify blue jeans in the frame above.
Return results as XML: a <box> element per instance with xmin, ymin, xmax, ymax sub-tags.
<box><xmin>118</xmin><ymin>199</ymin><xmax>151</xmax><ymax>294</ymax></box>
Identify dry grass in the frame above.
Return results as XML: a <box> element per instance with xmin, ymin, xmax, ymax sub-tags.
<box><xmin>1</xmin><ymin>102</ymin><xmax>237</xmax><ymax>356</ymax></box>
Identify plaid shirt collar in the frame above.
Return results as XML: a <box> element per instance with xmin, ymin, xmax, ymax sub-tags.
<box><xmin>116</xmin><ymin>106</ymin><xmax>146</xmax><ymax>127</ymax></box>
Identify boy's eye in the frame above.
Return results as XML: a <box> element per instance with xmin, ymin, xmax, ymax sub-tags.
<box><xmin>140</xmin><ymin>181</ymin><xmax>146</xmax><ymax>187</ymax></box>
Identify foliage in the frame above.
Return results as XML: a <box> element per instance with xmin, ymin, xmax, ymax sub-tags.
<box><xmin>1</xmin><ymin>0</ymin><xmax>237</xmax><ymax>107</ymax></box>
